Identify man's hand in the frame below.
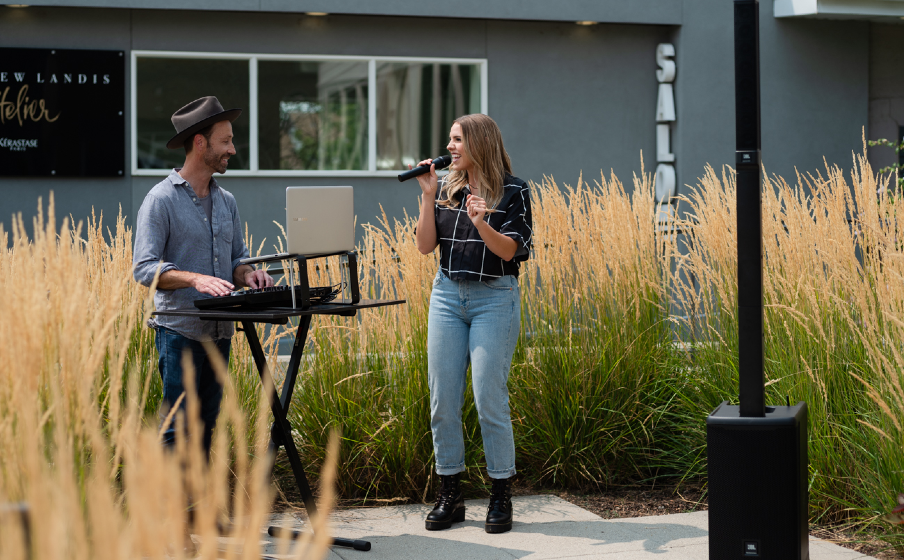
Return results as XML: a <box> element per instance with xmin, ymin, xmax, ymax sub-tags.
<box><xmin>243</xmin><ymin>268</ymin><xmax>274</xmax><ymax>289</ymax></box>
<box><xmin>192</xmin><ymin>274</ymin><xmax>235</xmax><ymax>297</ymax></box>
<box><xmin>232</xmin><ymin>264</ymin><xmax>272</xmax><ymax>289</ymax></box>
<box><xmin>158</xmin><ymin>270</ymin><xmax>234</xmax><ymax>295</ymax></box>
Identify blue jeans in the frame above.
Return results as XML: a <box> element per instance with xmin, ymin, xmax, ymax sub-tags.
<box><xmin>154</xmin><ymin>327</ymin><xmax>231</xmax><ymax>455</ymax></box>
<box><xmin>427</xmin><ymin>271</ymin><xmax>520</xmax><ymax>479</ymax></box>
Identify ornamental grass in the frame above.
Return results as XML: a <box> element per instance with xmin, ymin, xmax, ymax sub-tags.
<box><xmin>0</xmin><ymin>199</ymin><xmax>335</xmax><ymax>560</ymax></box>
<box><xmin>665</xmin><ymin>154</ymin><xmax>904</xmax><ymax>544</ymax></box>
<box><xmin>3</xmin><ymin>149</ymin><xmax>904</xmax><ymax>554</ymax></box>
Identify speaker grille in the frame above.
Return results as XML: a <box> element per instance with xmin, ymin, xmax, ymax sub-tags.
<box><xmin>734</xmin><ymin>0</ymin><xmax>761</xmax><ymax>151</ymax></box>
<box><xmin>708</xmin><ymin>422</ymin><xmax>806</xmax><ymax>559</ymax></box>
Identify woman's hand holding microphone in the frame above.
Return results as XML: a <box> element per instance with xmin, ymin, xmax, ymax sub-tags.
<box><xmin>413</xmin><ymin>159</ymin><xmax>440</xmax><ymax>254</ymax></box>
<box><xmin>412</xmin><ymin>159</ymin><xmax>438</xmax><ymax>199</ymax></box>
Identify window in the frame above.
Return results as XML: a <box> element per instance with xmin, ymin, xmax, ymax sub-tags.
<box><xmin>135</xmin><ymin>58</ymin><xmax>250</xmax><ymax>170</ymax></box>
<box><xmin>258</xmin><ymin>60</ymin><xmax>368</xmax><ymax>171</ymax></box>
<box><xmin>131</xmin><ymin>52</ymin><xmax>487</xmax><ymax>176</ymax></box>
<box><xmin>376</xmin><ymin>62</ymin><xmax>481</xmax><ymax>170</ymax></box>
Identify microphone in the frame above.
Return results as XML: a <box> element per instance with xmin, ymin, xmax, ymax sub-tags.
<box><xmin>397</xmin><ymin>155</ymin><xmax>452</xmax><ymax>182</ymax></box>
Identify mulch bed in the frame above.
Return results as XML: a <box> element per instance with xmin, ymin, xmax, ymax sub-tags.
<box><xmin>806</xmin><ymin>525</ymin><xmax>901</xmax><ymax>560</ymax></box>
<box><xmin>525</xmin><ymin>481</ymin><xmax>708</xmax><ymax>519</ymax></box>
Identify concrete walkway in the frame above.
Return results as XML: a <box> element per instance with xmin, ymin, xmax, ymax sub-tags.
<box><xmin>251</xmin><ymin>495</ymin><xmax>876</xmax><ymax>559</ymax></box>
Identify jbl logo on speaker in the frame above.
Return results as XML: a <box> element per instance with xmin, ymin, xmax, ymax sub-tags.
<box><xmin>744</xmin><ymin>540</ymin><xmax>761</xmax><ymax>556</ymax></box>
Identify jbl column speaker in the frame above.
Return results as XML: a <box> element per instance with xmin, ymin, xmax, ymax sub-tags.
<box><xmin>711</xmin><ymin>1</ymin><xmax>811</xmax><ymax>558</ymax></box>
<box><xmin>707</xmin><ymin>402</ymin><xmax>809</xmax><ymax>559</ymax></box>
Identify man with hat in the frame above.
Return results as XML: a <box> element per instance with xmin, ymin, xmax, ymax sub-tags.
<box><xmin>133</xmin><ymin>96</ymin><xmax>273</xmax><ymax>454</ymax></box>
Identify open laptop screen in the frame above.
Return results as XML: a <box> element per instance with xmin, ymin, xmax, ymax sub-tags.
<box><xmin>285</xmin><ymin>186</ymin><xmax>355</xmax><ymax>256</ymax></box>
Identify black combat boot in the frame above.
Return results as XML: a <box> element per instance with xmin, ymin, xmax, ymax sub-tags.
<box><xmin>425</xmin><ymin>473</ymin><xmax>466</xmax><ymax>530</ymax></box>
<box><xmin>485</xmin><ymin>477</ymin><xmax>513</xmax><ymax>533</ymax></box>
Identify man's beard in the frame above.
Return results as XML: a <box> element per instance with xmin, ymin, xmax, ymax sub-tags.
<box><xmin>204</xmin><ymin>147</ymin><xmax>228</xmax><ymax>174</ymax></box>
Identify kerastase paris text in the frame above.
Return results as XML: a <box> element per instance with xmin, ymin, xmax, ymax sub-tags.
<box><xmin>0</xmin><ymin>138</ymin><xmax>38</xmax><ymax>151</ymax></box>
<box><xmin>0</xmin><ymin>138</ymin><xmax>38</xmax><ymax>152</ymax></box>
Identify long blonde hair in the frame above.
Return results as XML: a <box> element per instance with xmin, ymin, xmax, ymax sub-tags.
<box><xmin>438</xmin><ymin>114</ymin><xmax>512</xmax><ymax>210</ymax></box>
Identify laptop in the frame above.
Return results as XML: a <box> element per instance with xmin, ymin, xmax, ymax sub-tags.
<box><xmin>242</xmin><ymin>186</ymin><xmax>355</xmax><ymax>263</ymax></box>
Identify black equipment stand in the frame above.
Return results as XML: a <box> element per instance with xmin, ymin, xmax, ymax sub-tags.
<box><xmin>156</xmin><ymin>251</ymin><xmax>404</xmax><ymax>553</ymax></box>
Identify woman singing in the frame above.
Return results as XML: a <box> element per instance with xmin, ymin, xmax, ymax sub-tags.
<box><xmin>413</xmin><ymin>114</ymin><xmax>533</xmax><ymax>534</ymax></box>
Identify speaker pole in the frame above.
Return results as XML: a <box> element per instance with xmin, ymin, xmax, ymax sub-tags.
<box><xmin>734</xmin><ymin>0</ymin><xmax>765</xmax><ymax>418</ymax></box>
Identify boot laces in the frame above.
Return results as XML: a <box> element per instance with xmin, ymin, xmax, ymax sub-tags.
<box><xmin>488</xmin><ymin>478</ymin><xmax>511</xmax><ymax>509</ymax></box>
<box><xmin>434</xmin><ymin>476</ymin><xmax>458</xmax><ymax>508</ymax></box>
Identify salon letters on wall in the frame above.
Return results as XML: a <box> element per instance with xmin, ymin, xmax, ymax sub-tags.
<box><xmin>655</xmin><ymin>43</ymin><xmax>676</xmax><ymax>205</ymax></box>
<box><xmin>0</xmin><ymin>47</ymin><xmax>125</xmax><ymax>177</ymax></box>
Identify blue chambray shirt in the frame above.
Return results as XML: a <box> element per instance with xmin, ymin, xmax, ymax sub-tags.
<box><xmin>133</xmin><ymin>169</ymin><xmax>250</xmax><ymax>341</ymax></box>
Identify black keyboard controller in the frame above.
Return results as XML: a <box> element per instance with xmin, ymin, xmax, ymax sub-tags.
<box><xmin>194</xmin><ymin>284</ymin><xmax>340</xmax><ymax>310</ymax></box>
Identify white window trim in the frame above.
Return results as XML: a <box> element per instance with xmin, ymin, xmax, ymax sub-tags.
<box><xmin>131</xmin><ymin>50</ymin><xmax>489</xmax><ymax>177</ymax></box>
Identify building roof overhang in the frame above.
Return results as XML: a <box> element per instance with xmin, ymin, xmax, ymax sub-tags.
<box><xmin>4</xmin><ymin>0</ymin><xmax>682</xmax><ymax>26</ymax></box>
<box><xmin>775</xmin><ymin>0</ymin><xmax>904</xmax><ymax>20</ymax></box>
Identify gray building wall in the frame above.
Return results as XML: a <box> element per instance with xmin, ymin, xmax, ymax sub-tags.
<box><xmin>672</xmin><ymin>0</ymin><xmax>735</xmax><ymax>197</ymax></box>
<box><xmin>758</xmin><ymin>14</ymin><xmax>868</xmax><ymax>184</ymax></box>
<box><xmin>0</xmin><ymin>2</ymin><xmax>880</xmax><ymax>248</ymax></box>
<box><xmin>673</xmin><ymin>1</ymin><xmax>868</xmax><ymax>199</ymax></box>
<box><xmin>868</xmin><ymin>23</ymin><xmax>904</xmax><ymax>174</ymax></box>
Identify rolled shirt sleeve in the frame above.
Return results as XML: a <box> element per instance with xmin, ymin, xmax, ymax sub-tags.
<box><xmin>497</xmin><ymin>182</ymin><xmax>533</xmax><ymax>263</ymax></box>
<box><xmin>133</xmin><ymin>191</ymin><xmax>179</xmax><ymax>286</ymax></box>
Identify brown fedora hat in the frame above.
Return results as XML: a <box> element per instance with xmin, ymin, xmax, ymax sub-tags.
<box><xmin>166</xmin><ymin>96</ymin><xmax>242</xmax><ymax>150</ymax></box>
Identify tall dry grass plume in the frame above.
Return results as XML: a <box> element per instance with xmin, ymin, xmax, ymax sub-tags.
<box><xmin>0</xmin><ymin>195</ymin><xmax>334</xmax><ymax>559</ymax></box>
<box><xmin>670</xmin><ymin>150</ymin><xmax>904</xmax><ymax>538</ymax></box>
<box><xmin>511</xmin><ymin>168</ymin><xmax>672</xmax><ymax>487</ymax></box>
<box><xmin>5</xmin><ymin>145</ymin><xmax>904</xmax><ymax>551</ymax></box>
<box><xmin>273</xmin><ymin>152</ymin><xmax>904</xmax><ymax>546</ymax></box>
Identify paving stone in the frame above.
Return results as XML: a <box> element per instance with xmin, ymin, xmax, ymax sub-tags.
<box><xmin>230</xmin><ymin>495</ymin><xmax>880</xmax><ymax>559</ymax></box>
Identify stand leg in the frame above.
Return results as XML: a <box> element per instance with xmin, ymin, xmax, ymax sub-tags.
<box><xmin>241</xmin><ymin>320</ymin><xmax>371</xmax><ymax>552</ymax></box>
<box><xmin>242</xmin><ymin>321</ymin><xmax>317</xmax><ymax>514</ymax></box>
<box><xmin>278</xmin><ymin>316</ymin><xmax>312</xmax><ymax>409</ymax></box>
<box><xmin>267</xmin><ymin>527</ymin><xmax>371</xmax><ymax>551</ymax></box>
<box><xmin>346</xmin><ymin>251</ymin><xmax>360</xmax><ymax>304</ymax></box>
<box><xmin>267</xmin><ymin>316</ymin><xmax>312</xmax><ymax>475</ymax></box>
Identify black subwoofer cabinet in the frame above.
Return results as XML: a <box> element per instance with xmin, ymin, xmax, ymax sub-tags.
<box><xmin>707</xmin><ymin>401</ymin><xmax>808</xmax><ymax>559</ymax></box>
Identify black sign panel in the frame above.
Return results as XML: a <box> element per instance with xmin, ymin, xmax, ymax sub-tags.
<box><xmin>0</xmin><ymin>47</ymin><xmax>125</xmax><ymax>177</ymax></box>
<box><xmin>899</xmin><ymin>126</ymin><xmax>904</xmax><ymax>169</ymax></box>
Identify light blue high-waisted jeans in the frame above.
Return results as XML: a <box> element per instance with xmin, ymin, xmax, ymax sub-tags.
<box><xmin>427</xmin><ymin>270</ymin><xmax>521</xmax><ymax>479</ymax></box>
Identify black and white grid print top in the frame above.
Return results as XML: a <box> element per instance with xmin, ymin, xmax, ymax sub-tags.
<box><xmin>433</xmin><ymin>173</ymin><xmax>533</xmax><ymax>281</ymax></box>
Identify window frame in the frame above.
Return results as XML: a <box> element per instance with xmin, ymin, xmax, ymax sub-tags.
<box><xmin>130</xmin><ymin>50</ymin><xmax>489</xmax><ymax>177</ymax></box>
